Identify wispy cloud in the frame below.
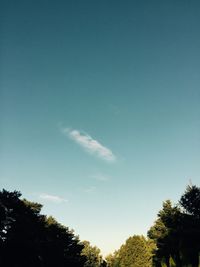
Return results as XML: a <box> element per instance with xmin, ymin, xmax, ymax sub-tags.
<box><xmin>63</xmin><ymin>128</ymin><xmax>116</xmax><ymax>162</ymax></box>
<box><xmin>39</xmin><ymin>193</ymin><xmax>68</xmax><ymax>204</ymax></box>
<box><xmin>92</xmin><ymin>174</ymin><xmax>110</xmax><ymax>182</ymax></box>
<box><xmin>83</xmin><ymin>186</ymin><xmax>96</xmax><ymax>193</ymax></box>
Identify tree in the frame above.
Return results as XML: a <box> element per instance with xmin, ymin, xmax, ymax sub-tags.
<box><xmin>179</xmin><ymin>185</ymin><xmax>200</xmax><ymax>267</ymax></box>
<box><xmin>0</xmin><ymin>189</ymin><xmax>45</xmax><ymax>266</ymax></box>
<box><xmin>105</xmin><ymin>251</ymin><xmax>120</xmax><ymax>267</ymax></box>
<box><xmin>81</xmin><ymin>240</ymin><xmax>104</xmax><ymax>267</ymax></box>
<box><xmin>106</xmin><ymin>253</ymin><xmax>118</xmax><ymax>267</ymax></box>
<box><xmin>148</xmin><ymin>184</ymin><xmax>200</xmax><ymax>267</ymax></box>
<box><xmin>179</xmin><ymin>185</ymin><xmax>200</xmax><ymax>218</ymax></box>
<box><xmin>41</xmin><ymin>216</ymin><xmax>85</xmax><ymax>266</ymax></box>
<box><xmin>0</xmin><ymin>189</ymin><xmax>86</xmax><ymax>267</ymax></box>
<box><xmin>114</xmin><ymin>235</ymin><xmax>154</xmax><ymax>267</ymax></box>
<box><xmin>148</xmin><ymin>200</ymin><xmax>183</xmax><ymax>267</ymax></box>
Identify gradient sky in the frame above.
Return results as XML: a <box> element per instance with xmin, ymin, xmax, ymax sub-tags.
<box><xmin>1</xmin><ymin>0</ymin><xmax>200</xmax><ymax>256</ymax></box>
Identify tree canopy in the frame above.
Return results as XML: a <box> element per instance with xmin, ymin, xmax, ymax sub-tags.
<box><xmin>148</xmin><ymin>185</ymin><xmax>200</xmax><ymax>267</ymax></box>
<box><xmin>0</xmin><ymin>189</ymin><xmax>85</xmax><ymax>267</ymax></box>
<box><xmin>106</xmin><ymin>235</ymin><xmax>155</xmax><ymax>267</ymax></box>
<box><xmin>81</xmin><ymin>240</ymin><xmax>106</xmax><ymax>267</ymax></box>
<box><xmin>179</xmin><ymin>185</ymin><xmax>200</xmax><ymax>218</ymax></box>
<box><xmin>1</xmin><ymin>184</ymin><xmax>199</xmax><ymax>267</ymax></box>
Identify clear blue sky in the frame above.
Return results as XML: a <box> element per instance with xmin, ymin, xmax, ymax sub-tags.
<box><xmin>1</xmin><ymin>0</ymin><xmax>200</xmax><ymax>256</ymax></box>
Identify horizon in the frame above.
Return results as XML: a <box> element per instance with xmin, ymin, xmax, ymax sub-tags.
<box><xmin>1</xmin><ymin>0</ymin><xmax>200</xmax><ymax>256</ymax></box>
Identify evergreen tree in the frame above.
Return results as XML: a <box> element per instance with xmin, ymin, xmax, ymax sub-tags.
<box><xmin>148</xmin><ymin>184</ymin><xmax>200</xmax><ymax>267</ymax></box>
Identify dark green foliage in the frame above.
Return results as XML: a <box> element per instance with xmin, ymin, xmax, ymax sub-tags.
<box><xmin>1</xmin><ymin>184</ymin><xmax>199</xmax><ymax>267</ymax></box>
<box><xmin>0</xmin><ymin>189</ymin><xmax>86</xmax><ymax>267</ymax></box>
<box><xmin>179</xmin><ymin>185</ymin><xmax>200</xmax><ymax>267</ymax></box>
<box><xmin>179</xmin><ymin>185</ymin><xmax>200</xmax><ymax>218</ymax></box>
<box><xmin>148</xmin><ymin>184</ymin><xmax>200</xmax><ymax>267</ymax></box>
<box><xmin>148</xmin><ymin>201</ymin><xmax>183</xmax><ymax>267</ymax></box>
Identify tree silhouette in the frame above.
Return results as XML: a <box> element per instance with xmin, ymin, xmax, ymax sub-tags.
<box><xmin>148</xmin><ymin>185</ymin><xmax>200</xmax><ymax>267</ymax></box>
<box><xmin>0</xmin><ymin>189</ymin><xmax>86</xmax><ymax>267</ymax></box>
<box><xmin>179</xmin><ymin>185</ymin><xmax>200</xmax><ymax>218</ymax></box>
<box><xmin>179</xmin><ymin>185</ymin><xmax>200</xmax><ymax>267</ymax></box>
<box><xmin>148</xmin><ymin>200</ymin><xmax>183</xmax><ymax>267</ymax></box>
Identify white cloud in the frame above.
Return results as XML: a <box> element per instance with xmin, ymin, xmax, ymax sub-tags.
<box><xmin>63</xmin><ymin>128</ymin><xmax>116</xmax><ymax>162</ymax></box>
<box><xmin>39</xmin><ymin>193</ymin><xmax>68</xmax><ymax>203</ymax></box>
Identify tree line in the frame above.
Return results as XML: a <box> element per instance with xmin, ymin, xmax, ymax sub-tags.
<box><xmin>106</xmin><ymin>184</ymin><xmax>200</xmax><ymax>267</ymax></box>
<box><xmin>0</xmin><ymin>184</ymin><xmax>199</xmax><ymax>267</ymax></box>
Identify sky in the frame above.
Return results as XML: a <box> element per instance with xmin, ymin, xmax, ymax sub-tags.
<box><xmin>1</xmin><ymin>0</ymin><xmax>200</xmax><ymax>256</ymax></box>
